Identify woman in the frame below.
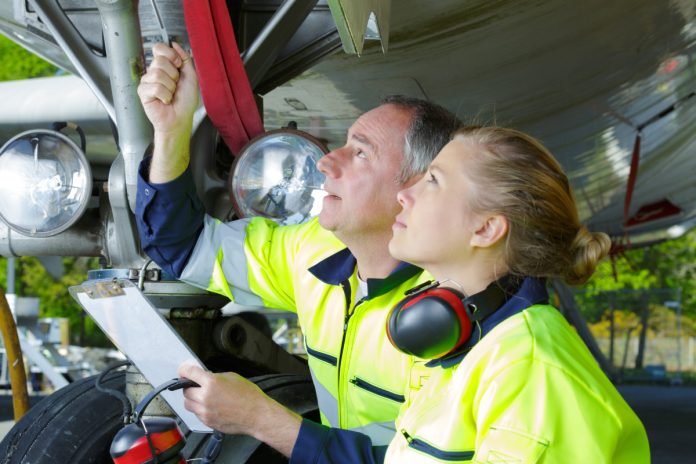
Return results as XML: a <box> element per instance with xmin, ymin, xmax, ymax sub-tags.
<box><xmin>375</xmin><ymin>126</ymin><xmax>650</xmax><ymax>462</ymax></box>
<box><xmin>180</xmin><ymin>126</ymin><xmax>649</xmax><ymax>463</ymax></box>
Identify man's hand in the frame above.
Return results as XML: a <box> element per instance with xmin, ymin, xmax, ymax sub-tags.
<box><xmin>138</xmin><ymin>42</ymin><xmax>198</xmax><ymax>134</ymax></box>
<box><xmin>137</xmin><ymin>42</ymin><xmax>199</xmax><ymax>183</ymax></box>
<box><xmin>178</xmin><ymin>363</ymin><xmax>302</xmax><ymax>457</ymax></box>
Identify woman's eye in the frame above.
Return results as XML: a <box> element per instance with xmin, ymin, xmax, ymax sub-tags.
<box><xmin>426</xmin><ymin>173</ymin><xmax>438</xmax><ymax>184</ymax></box>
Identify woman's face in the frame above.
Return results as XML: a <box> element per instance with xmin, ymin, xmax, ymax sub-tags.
<box><xmin>389</xmin><ymin>137</ymin><xmax>486</xmax><ymax>272</ymax></box>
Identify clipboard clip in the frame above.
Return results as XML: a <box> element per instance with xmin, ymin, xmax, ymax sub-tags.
<box><xmin>82</xmin><ymin>279</ymin><xmax>126</xmax><ymax>299</ymax></box>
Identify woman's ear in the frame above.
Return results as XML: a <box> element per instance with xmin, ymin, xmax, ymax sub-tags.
<box><xmin>470</xmin><ymin>214</ymin><xmax>508</xmax><ymax>248</ymax></box>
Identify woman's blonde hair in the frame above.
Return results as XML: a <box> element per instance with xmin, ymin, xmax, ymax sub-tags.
<box><xmin>453</xmin><ymin>126</ymin><xmax>611</xmax><ymax>285</ymax></box>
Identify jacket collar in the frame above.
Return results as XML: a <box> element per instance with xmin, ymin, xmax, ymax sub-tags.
<box><xmin>427</xmin><ymin>276</ymin><xmax>549</xmax><ymax>368</ymax></box>
<box><xmin>308</xmin><ymin>248</ymin><xmax>422</xmax><ymax>300</ymax></box>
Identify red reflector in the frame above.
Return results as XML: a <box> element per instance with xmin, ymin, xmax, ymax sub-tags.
<box><xmin>625</xmin><ymin>199</ymin><xmax>682</xmax><ymax>227</ymax></box>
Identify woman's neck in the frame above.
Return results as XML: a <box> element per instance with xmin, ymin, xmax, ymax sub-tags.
<box><xmin>430</xmin><ymin>256</ymin><xmax>508</xmax><ymax>297</ymax></box>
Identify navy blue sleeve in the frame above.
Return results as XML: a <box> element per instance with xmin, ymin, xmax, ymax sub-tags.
<box><xmin>135</xmin><ymin>157</ymin><xmax>205</xmax><ymax>278</ymax></box>
<box><xmin>290</xmin><ymin>419</ymin><xmax>387</xmax><ymax>464</ymax></box>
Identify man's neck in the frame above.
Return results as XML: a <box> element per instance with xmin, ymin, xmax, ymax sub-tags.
<box><xmin>342</xmin><ymin>233</ymin><xmax>400</xmax><ymax>280</ymax></box>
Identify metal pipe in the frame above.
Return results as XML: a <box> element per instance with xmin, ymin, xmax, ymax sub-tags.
<box><xmin>0</xmin><ymin>211</ymin><xmax>104</xmax><ymax>258</ymax></box>
<box><xmin>96</xmin><ymin>0</ymin><xmax>153</xmax><ymax>212</ymax></box>
<box><xmin>0</xmin><ymin>286</ymin><xmax>29</xmax><ymax>420</ymax></box>
<box><xmin>242</xmin><ymin>0</ymin><xmax>319</xmax><ymax>88</ymax></box>
<box><xmin>6</xmin><ymin>258</ymin><xmax>15</xmax><ymax>295</ymax></box>
<box><xmin>29</xmin><ymin>0</ymin><xmax>115</xmax><ymax>122</ymax></box>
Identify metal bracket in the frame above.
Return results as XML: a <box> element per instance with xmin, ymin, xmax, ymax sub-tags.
<box><xmin>326</xmin><ymin>0</ymin><xmax>391</xmax><ymax>55</ymax></box>
<box><xmin>128</xmin><ymin>268</ymin><xmax>162</xmax><ymax>282</ymax></box>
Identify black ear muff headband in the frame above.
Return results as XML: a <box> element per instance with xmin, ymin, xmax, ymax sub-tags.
<box><xmin>386</xmin><ymin>276</ymin><xmax>517</xmax><ymax>359</ymax></box>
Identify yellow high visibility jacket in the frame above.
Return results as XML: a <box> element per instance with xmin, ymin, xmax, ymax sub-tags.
<box><xmin>385</xmin><ymin>302</ymin><xmax>650</xmax><ymax>463</ymax></box>
<box><xmin>180</xmin><ymin>215</ymin><xmax>432</xmax><ymax>445</ymax></box>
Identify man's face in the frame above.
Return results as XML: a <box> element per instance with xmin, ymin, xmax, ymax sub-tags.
<box><xmin>317</xmin><ymin>104</ymin><xmax>415</xmax><ymax>241</ymax></box>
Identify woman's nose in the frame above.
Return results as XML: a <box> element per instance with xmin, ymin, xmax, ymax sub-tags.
<box><xmin>397</xmin><ymin>187</ymin><xmax>413</xmax><ymax>207</ymax></box>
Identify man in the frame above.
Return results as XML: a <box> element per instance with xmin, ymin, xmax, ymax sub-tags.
<box><xmin>136</xmin><ymin>43</ymin><xmax>461</xmax><ymax>457</ymax></box>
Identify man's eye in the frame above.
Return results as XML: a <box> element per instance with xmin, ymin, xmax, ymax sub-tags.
<box><xmin>356</xmin><ymin>150</ymin><xmax>368</xmax><ymax>159</ymax></box>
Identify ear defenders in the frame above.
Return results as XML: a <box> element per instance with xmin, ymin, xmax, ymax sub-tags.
<box><xmin>386</xmin><ymin>277</ymin><xmax>516</xmax><ymax>359</ymax></box>
<box><xmin>110</xmin><ymin>378</ymin><xmax>224</xmax><ymax>464</ymax></box>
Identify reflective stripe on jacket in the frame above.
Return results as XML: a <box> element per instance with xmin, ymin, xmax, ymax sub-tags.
<box><xmin>180</xmin><ymin>214</ymin><xmax>433</xmax><ymax>444</ymax></box>
<box><xmin>385</xmin><ymin>303</ymin><xmax>650</xmax><ymax>463</ymax></box>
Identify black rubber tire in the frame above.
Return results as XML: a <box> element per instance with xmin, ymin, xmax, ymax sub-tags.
<box><xmin>0</xmin><ymin>371</ymin><xmax>126</xmax><ymax>464</ymax></box>
<box><xmin>0</xmin><ymin>372</ymin><xmax>317</xmax><ymax>463</ymax></box>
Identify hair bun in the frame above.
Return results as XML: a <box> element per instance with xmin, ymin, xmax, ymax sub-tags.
<box><xmin>565</xmin><ymin>227</ymin><xmax>611</xmax><ymax>285</ymax></box>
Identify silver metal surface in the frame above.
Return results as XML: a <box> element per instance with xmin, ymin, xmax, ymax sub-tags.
<box><xmin>327</xmin><ymin>0</ymin><xmax>390</xmax><ymax>55</ymax></box>
<box><xmin>146</xmin><ymin>0</ymin><xmax>169</xmax><ymax>45</ymax></box>
<box><xmin>105</xmin><ymin>155</ymin><xmax>143</xmax><ymax>268</ymax></box>
<box><xmin>96</xmin><ymin>0</ymin><xmax>152</xmax><ymax>212</ymax></box>
<box><xmin>243</xmin><ymin>0</ymin><xmax>320</xmax><ymax>88</ymax></box>
<box><xmin>0</xmin><ymin>211</ymin><xmax>103</xmax><ymax>258</ymax></box>
<box><xmin>28</xmin><ymin>0</ymin><xmax>114</xmax><ymax>122</ymax></box>
<box><xmin>263</xmin><ymin>0</ymin><xmax>696</xmax><ymax>240</ymax></box>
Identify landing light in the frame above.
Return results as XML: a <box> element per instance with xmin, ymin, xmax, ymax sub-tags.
<box><xmin>0</xmin><ymin>130</ymin><xmax>92</xmax><ymax>237</ymax></box>
<box><xmin>229</xmin><ymin>129</ymin><xmax>327</xmax><ymax>225</ymax></box>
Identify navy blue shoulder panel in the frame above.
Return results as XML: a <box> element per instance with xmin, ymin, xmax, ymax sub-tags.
<box><xmin>291</xmin><ymin>419</ymin><xmax>386</xmax><ymax>464</ymax></box>
<box><xmin>309</xmin><ymin>248</ymin><xmax>423</xmax><ymax>299</ymax></box>
<box><xmin>429</xmin><ymin>276</ymin><xmax>549</xmax><ymax>368</ymax></box>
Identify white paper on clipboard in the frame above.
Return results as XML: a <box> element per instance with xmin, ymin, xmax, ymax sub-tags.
<box><xmin>69</xmin><ymin>279</ymin><xmax>212</xmax><ymax>433</ymax></box>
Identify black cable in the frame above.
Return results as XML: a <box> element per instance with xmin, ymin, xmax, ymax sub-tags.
<box><xmin>94</xmin><ymin>360</ymin><xmax>133</xmax><ymax>420</ymax></box>
<box><xmin>51</xmin><ymin>121</ymin><xmax>87</xmax><ymax>153</ymax></box>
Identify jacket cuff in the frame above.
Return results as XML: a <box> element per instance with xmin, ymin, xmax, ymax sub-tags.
<box><xmin>290</xmin><ymin>419</ymin><xmax>331</xmax><ymax>463</ymax></box>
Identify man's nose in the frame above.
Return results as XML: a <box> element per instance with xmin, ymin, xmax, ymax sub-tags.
<box><xmin>316</xmin><ymin>149</ymin><xmax>343</xmax><ymax>179</ymax></box>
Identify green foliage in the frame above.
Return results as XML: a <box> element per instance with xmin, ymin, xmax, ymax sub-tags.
<box><xmin>581</xmin><ymin>229</ymin><xmax>696</xmax><ymax>319</ymax></box>
<box><xmin>0</xmin><ymin>257</ymin><xmax>110</xmax><ymax>346</ymax></box>
<box><xmin>0</xmin><ymin>34</ymin><xmax>59</xmax><ymax>82</ymax></box>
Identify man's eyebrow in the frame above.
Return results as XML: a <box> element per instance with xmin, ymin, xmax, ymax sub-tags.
<box><xmin>351</xmin><ymin>133</ymin><xmax>376</xmax><ymax>153</ymax></box>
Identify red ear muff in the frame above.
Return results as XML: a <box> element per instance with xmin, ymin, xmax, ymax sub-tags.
<box><xmin>387</xmin><ymin>287</ymin><xmax>472</xmax><ymax>359</ymax></box>
<box><xmin>110</xmin><ymin>378</ymin><xmax>203</xmax><ymax>464</ymax></box>
<box><xmin>110</xmin><ymin>417</ymin><xmax>186</xmax><ymax>464</ymax></box>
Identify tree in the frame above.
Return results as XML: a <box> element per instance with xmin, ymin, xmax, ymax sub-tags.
<box><xmin>581</xmin><ymin>228</ymin><xmax>696</xmax><ymax>319</ymax></box>
<box><xmin>0</xmin><ymin>35</ymin><xmax>59</xmax><ymax>81</ymax></box>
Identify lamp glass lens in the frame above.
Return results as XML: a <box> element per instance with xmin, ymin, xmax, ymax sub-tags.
<box><xmin>232</xmin><ymin>132</ymin><xmax>326</xmax><ymax>225</ymax></box>
<box><xmin>0</xmin><ymin>130</ymin><xmax>91</xmax><ymax>237</ymax></box>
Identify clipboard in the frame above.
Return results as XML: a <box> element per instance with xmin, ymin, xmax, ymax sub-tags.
<box><xmin>69</xmin><ymin>279</ymin><xmax>212</xmax><ymax>433</ymax></box>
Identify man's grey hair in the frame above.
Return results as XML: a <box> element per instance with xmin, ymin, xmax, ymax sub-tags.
<box><xmin>381</xmin><ymin>95</ymin><xmax>462</xmax><ymax>184</ymax></box>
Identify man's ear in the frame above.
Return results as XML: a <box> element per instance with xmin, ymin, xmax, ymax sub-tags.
<box><xmin>470</xmin><ymin>214</ymin><xmax>508</xmax><ymax>248</ymax></box>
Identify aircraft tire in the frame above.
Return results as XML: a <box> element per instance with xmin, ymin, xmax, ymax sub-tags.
<box><xmin>0</xmin><ymin>370</ymin><xmax>126</xmax><ymax>464</ymax></box>
<box><xmin>0</xmin><ymin>371</ymin><xmax>318</xmax><ymax>463</ymax></box>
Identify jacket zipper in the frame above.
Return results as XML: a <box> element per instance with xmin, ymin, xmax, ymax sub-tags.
<box><xmin>336</xmin><ymin>280</ymin><xmax>367</xmax><ymax>427</ymax></box>
<box><xmin>401</xmin><ymin>429</ymin><xmax>475</xmax><ymax>461</ymax></box>
<box><xmin>305</xmin><ymin>343</ymin><xmax>337</xmax><ymax>366</ymax></box>
<box><xmin>350</xmin><ymin>376</ymin><xmax>405</xmax><ymax>403</ymax></box>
